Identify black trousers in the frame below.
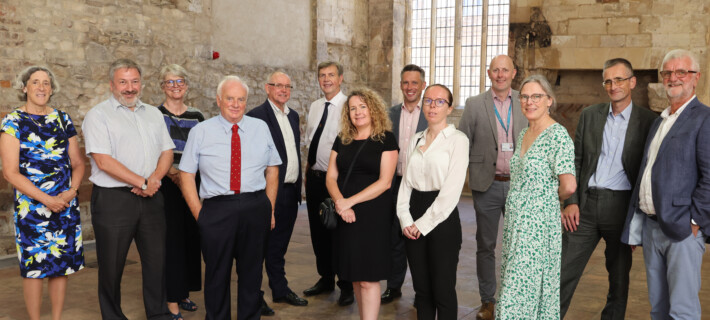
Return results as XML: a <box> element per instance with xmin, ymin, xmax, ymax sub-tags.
<box><xmin>199</xmin><ymin>191</ymin><xmax>270</xmax><ymax>320</ymax></box>
<box><xmin>91</xmin><ymin>186</ymin><xmax>170</xmax><ymax>320</ymax></box>
<box><xmin>264</xmin><ymin>182</ymin><xmax>299</xmax><ymax>299</ymax></box>
<box><xmin>305</xmin><ymin>169</ymin><xmax>352</xmax><ymax>291</ymax></box>
<box><xmin>162</xmin><ymin>177</ymin><xmax>202</xmax><ymax>303</ymax></box>
<box><xmin>387</xmin><ymin>175</ymin><xmax>408</xmax><ymax>289</ymax></box>
<box><xmin>405</xmin><ymin>189</ymin><xmax>461</xmax><ymax>320</ymax></box>
<box><xmin>560</xmin><ymin>189</ymin><xmax>633</xmax><ymax>319</ymax></box>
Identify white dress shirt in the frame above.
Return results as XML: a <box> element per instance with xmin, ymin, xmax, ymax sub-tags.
<box><xmin>639</xmin><ymin>95</ymin><xmax>695</xmax><ymax>215</ymax></box>
<box><xmin>268</xmin><ymin>99</ymin><xmax>299</xmax><ymax>183</ymax></box>
<box><xmin>397</xmin><ymin>124</ymin><xmax>470</xmax><ymax>236</ymax></box>
<box><xmin>397</xmin><ymin>103</ymin><xmax>422</xmax><ymax>176</ymax></box>
<box><xmin>305</xmin><ymin>91</ymin><xmax>347</xmax><ymax>171</ymax></box>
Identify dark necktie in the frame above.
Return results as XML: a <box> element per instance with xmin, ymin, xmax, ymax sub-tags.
<box><xmin>308</xmin><ymin>102</ymin><xmax>330</xmax><ymax>167</ymax></box>
<box><xmin>230</xmin><ymin>124</ymin><xmax>241</xmax><ymax>193</ymax></box>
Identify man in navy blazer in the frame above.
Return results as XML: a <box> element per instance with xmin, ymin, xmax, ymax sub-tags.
<box><xmin>382</xmin><ymin>64</ymin><xmax>428</xmax><ymax>303</ymax></box>
<box><xmin>621</xmin><ymin>49</ymin><xmax>710</xmax><ymax>319</ymax></box>
<box><xmin>247</xmin><ymin>71</ymin><xmax>308</xmax><ymax>314</ymax></box>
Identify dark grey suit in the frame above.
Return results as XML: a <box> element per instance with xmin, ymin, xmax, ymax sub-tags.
<box><xmin>386</xmin><ymin>103</ymin><xmax>427</xmax><ymax>290</ymax></box>
<box><xmin>560</xmin><ymin>102</ymin><xmax>657</xmax><ymax>319</ymax></box>
<box><xmin>458</xmin><ymin>89</ymin><xmax>526</xmax><ymax>303</ymax></box>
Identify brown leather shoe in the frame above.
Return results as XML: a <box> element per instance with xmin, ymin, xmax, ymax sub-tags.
<box><xmin>476</xmin><ymin>301</ymin><xmax>495</xmax><ymax>320</ymax></box>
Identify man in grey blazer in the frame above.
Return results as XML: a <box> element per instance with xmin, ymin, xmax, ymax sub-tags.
<box><xmin>622</xmin><ymin>49</ymin><xmax>710</xmax><ymax>319</ymax></box>
<box><xmin>560</xmin><ymin>58</ymin><xmax>657</xmax><ymax>319</ymax></box>
<box><xmin>382</xmin><ymin>64</ymin><xmax>428</xmax><ymax>304</ymax></box>
<box><xmin>458</xmin><ymin>55</ymin><xmax>527</xmax><ymax>320</ymax></box>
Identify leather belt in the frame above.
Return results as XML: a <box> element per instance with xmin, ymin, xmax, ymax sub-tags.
<box><xmin>494</xmin><ymin>175</ymin><xmax>510</xmax><ymax>182</ymax></box>
<box><xmin>647</xmin><ymin>215</ymin><xmax>658</xmax><ymax>221</ymax></box>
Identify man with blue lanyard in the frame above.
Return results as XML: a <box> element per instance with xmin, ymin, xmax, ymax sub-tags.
<box><xmin>458</xmin><ymin>55</ymin><xmax>528</xmax><ymax>320</ymax></box>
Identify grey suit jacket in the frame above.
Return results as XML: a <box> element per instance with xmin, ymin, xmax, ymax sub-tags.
<box><xmin>458</xmin><ymin>89</ymin><xmax>527</xmax><ymax>192</ymax></box>
<box><xmin>388</xmin><ymin>103</ymin><xmax>428</xmax><ymax>141</ymax></box>
<box><xmin>563</xmin><ymin>102</ymin><xmax>658</xmax><ymax>211</ymax></box>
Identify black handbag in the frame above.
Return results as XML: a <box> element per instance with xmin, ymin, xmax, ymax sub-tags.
<box><xmin>319</xmin><ymin>140</ymin><xmax>368</xmax><ymax>230</ymax></box>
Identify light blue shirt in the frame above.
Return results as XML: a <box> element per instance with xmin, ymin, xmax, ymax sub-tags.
<box><xmin>179</xmin><ymin>114</ymin><xmax>282</xmax><ymax>199</ymax></box>
<box><xmin>588</xmin><ymin>102</ymin><xmax>633</xmax><ymax>190</ymax></box>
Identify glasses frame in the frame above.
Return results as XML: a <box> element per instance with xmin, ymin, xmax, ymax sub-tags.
<box><xmin>518</xmin><ymin>94</ymin><xmax>549</xmax><ymax>104</ymax></box>
<box><xmin>602</xmin><ymin>76</ymin><xmax>633</xmax><ymax>88</ymax></box>
<box><xmin>161</xmin><ymin>79</ymin><xmax>186</xmax><ymax>87</ymax></box>
<box><xmin>659</xmin><ymin>69</ymin><xmax>698</xmax><ymax>79</ymax></box>
<box><xmin>267</xmin><ymin>83</ymin><xmax>293</xmax><ymax>90</ymax></box>
<box><xmin>422</xmin><ymin>98</ymin><xmax>450</xmax><ymax>108</ymax></box>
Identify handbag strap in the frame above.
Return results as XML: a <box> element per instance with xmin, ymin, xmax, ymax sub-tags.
<box><xmin>341</xmin><ymin>139</ymin><xmax>368</xmax><ymax>188</ymax></box>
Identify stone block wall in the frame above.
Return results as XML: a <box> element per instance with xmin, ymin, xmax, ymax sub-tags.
<box><xmin>0</xmin><ymin>0</ymin><xmax>399</xmax><ymax>256</ymax></box>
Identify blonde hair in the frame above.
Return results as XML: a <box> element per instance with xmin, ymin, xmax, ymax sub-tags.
<box><xmin>339</xmin><ymin>88</ymin><xmax>392</xmax><ymax>145</ymax></box>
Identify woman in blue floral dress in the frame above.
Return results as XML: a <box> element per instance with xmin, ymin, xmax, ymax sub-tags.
<box><xmin>0</xmin><ymin>66</ymin><xmax>85</xmax><ymax>320</ymax></box>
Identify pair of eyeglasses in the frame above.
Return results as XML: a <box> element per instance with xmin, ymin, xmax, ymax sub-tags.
<box><xmin>602</xmin><ymin>76</ymin><xmax>632</xmax><ymax>87</ymax></box>
<box><xmin>267</xmin><ymin>83</ymin><xmax>293</xmax><ymax>90</ymax></box>
<box><xmin>162</xmin><ymin>79</ymin><xmax>186</xmax><ymax>87</ymax></box>
<box><xmin>519</xmin><ymin>94</ymin><xmax>549</xmax><ymax>103</ymax></box>
<box><xmin>422</xmin><ymin>98</ymin><xmax>450</xmax><ymax>108</ymax></box>
<box><xmin>659</xmin><ymin>69</ymin><xmax>697</xmax><ymax>79</ymax></box>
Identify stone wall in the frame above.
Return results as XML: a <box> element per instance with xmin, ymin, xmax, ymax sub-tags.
<box><xmin>0</xmin><ymin>0</ymin><xmax>398</xmax><ymax>256</ymax></box>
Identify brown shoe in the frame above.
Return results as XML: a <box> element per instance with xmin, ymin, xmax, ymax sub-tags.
<box><xmin>476</xmin><ymin>302</ymin><xmax>495</xmax><ymax>320</ymax></box>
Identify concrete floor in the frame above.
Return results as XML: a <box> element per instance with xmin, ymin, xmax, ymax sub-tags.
<box><xmin>0</xmin><ymin>195</ymin><xmax>709</xmax><ymax>319</ymax></box>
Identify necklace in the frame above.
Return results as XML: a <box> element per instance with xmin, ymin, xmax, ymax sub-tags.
<box><xmin>21</xmin><ymin>106</ymin><xmax>49</xmax><ymax>127</ymax></box>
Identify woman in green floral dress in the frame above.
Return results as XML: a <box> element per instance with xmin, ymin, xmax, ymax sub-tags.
<box><xmin>496</xmin><ymin>75</ymin><xmax>576</xmax><ymax>319</ymax></box>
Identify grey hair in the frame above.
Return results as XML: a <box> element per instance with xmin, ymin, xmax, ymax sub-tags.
<box><xmin>217</xmin><ymin>75</ymin><xmax>250</xmax><ymax>97</ymax></box>
<box><xmin>317</xmin><ymin>61</ymin><xmax>344</xmax><ymax>77</ymax></box>
<box><xmin>109</xmin><ymin>58</ymin><xmax>142</xmax><ymax>81</ymax></box>
<box><xmin>661</xmin><ymin>49</ymin><xmax>700</xmax><ymax>72</ymax></box>
<box><xmin>13</xmin><ymin>66</ymin><xmax>60</xmax><ymax>102</ymax></box>
<box><xmin>519</xmin><ymin>74</ymin><xmax>557</xmax><ymax>112</ymax></box>
<box><xmin>266</xmin><ymin>71</ymin><xmax>291</xmax><ymax>84</ymax></box>
<box><xmin>159</xmin><ymin>64</ymin><xmax>190</xmax><ymax>86</ymax></box>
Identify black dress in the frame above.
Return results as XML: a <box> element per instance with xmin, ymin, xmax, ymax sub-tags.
<box><xmin>332</xmin><ymin>131</ymin><xmax>398</xmax><ymax>281</ymax></box>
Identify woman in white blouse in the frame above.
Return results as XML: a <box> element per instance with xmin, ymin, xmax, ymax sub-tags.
<box><xmin>396</xmin><ymin>84</ymin><xmax>469</xmax><ymax>320</ymax></box>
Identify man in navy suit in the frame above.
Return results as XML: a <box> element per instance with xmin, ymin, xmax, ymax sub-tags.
<box><xmin>381</xmin><ymin>64</ymin><xmax>428</xmax><ymax>304</ymax></box>
<box><xmin>247</xmin><ymin>71</ymin><xmax>308</xmax><ymax>315</ymax></box>
<box><xmin>622</xmin><ymin>49</ymin><xmax>710</xmax><ymax>319</ymax></box>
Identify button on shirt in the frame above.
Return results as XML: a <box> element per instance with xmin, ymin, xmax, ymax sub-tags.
<box><xmin>639</xmin><ymin>96</ymin><xmax>694</xmax><ymax>215</ymax></box>
<box><xmin>83</xmin><ymin>96</ymin><xmax>175</xmax><ymax>188</ymax></box>
<box><xmin>305</xmin><ymin>91</ymin><xmax>346</xmax><ymax>172</ymax></box>
<box><xmin>268</xmin><ymin>100</ymin><xmax>299</xmax><ymax>183</ymax></box>
<box><xmin>493</xmin><ymin>90</ymin><xmax>514</xmax><ymax>175</ymax></box>
<box><xmin>588</xmin><ymin>102</ymin><xmax>633</xmax><ymax>190</ymax></box>
<box><xmin>397</xmin><ymin>124</ymin><xmax>470</xmax><ymax>236</ymax></box>
<box><xmin>397</xmin><ymin>103</ymin><xmax>422</xmax><ymax>176</ymax></box>
<box><xmin>179</xmin><ymin>115</ymin><xmax>282</xmax><ymax>199</ymax></box>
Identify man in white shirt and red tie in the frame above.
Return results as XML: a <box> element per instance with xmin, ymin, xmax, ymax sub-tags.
<box><xmin>303</xmin><ymin>61</ymin><xmax>354</xmax><ymax>306</ymax></box>
<box><xmin>179</xmin><ymin>75</ymin><xmax>281</xmax><ymax>320</ymax></box>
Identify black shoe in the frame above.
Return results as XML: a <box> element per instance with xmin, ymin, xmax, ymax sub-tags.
<box><xmin>274</xmin><ymin>291</ymin><xmax>309</xmax><ymax>306</ymax></box>
<box><xmin>380</xmin><ymin>288</ymin><xmax>402</xmax><ymax>304</ymax></box>
<box><xmin>303</xmin><ymin>278</ymin><xmax>335</xmax><ymax>296</ymax></box>
<box><xmin>261</xmin><ymin>297</ymin><xmax>275</xmax><ymax>316</ymax></box>
<box><xmin>338</xmin><ymin>290</ymin><xmax>355</xmax><ymax>306</ymax></box>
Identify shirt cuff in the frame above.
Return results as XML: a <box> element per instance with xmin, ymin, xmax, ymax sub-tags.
<box><xmin>398</xmin><ymin>214</ymin><xmax>414</xmax><ymax>232</ymax></box>
<box><xmin>414</xmin><ymin>217</ymin><xmax>435</xmax><ymax>236</ymax></box>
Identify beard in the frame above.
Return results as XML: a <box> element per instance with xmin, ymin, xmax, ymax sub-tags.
<box><xmin>116</xmin><ymin>90</ymin><xmax>141</xmax><ymax>107</ymax></box>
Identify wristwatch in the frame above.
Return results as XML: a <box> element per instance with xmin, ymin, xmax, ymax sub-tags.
<box><xmin>141</xmin><ymin>179</ymin><xmax>148</xmax><ymax>191</ymax></box>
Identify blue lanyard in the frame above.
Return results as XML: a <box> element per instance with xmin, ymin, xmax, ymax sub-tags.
<box><xmin>494</xmin><ymin>102</ymin><xmax>512</xmax><ymax>137</ymax></box>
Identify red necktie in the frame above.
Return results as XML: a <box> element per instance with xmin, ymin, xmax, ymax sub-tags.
<box><xmin>230</xmin><ymin>124</ymin><xmax>241</xmax><ymax>193</ymax></box>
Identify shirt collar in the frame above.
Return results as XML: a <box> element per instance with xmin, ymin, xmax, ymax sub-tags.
<box><xmin>217</xmin><ymin>114</ymin><xmax>246</xmax><ymax>133</ymax></box>
<box><xmin>661</xmin><ymin>95</ymin><xmax>696</xmax><ymax>119</ymax></box>
<box><xmin>424</xmin><ymin>124</ymin><xmax>457</xmax><ymax>140</ymax></box>
<box><xmin>608</xmin><ymin>101</ymin><xmax>633</xmax><ymax>120</ymax></box>
<box><xmin>268</xmin><ymin>99</ymin><xmax>290</xmax><ymax>115</ymax></box>
<box><xmin>325</xmin><ymin>91</ymin><xmax>346</xmax><ymax>105</ymax></box>
<box><xmin>492</xmin><ymin>88</ymin><xmax>512</xmax><ymax>102</ymax></box>
<box><xmin>109</xmin><ymin>95</ymin><xmax>145</xmax><ymax>111</ymax></box>
<box><xmin>401</xmin><ymin>101</ymin><xmax>422</xmax><ymax>113</ymax></box>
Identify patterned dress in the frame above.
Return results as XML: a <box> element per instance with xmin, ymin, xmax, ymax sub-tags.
<box><xmin>1</xmin><ymin>109</ymin><xmax>84</xmax><ymax>278</ymax></box>
<box><xmin>496</xmin><ymin>123</ymin><xmax>574</xmax><ymax>319</ymax></box>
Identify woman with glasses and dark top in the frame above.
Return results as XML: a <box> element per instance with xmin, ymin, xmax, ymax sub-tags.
<box><xmin>495</xmin><ymin>75</ymin><xmax>576</xmax><ymax>319</ymax></box>
<box><xmin>156</xmin><ymin>64</ymin><xmax>204</xmax><ymax>320</ymax></box>
<box><xmin>325</xmin><ymin>88</ymin><xmax>398</xmax><ymax>320</ymax></box>
<box><xmin>396</xmin><ymin>84</ymin><xmax>469</xmax><ymax>320</ymax></box>
<box><xmin>0</xmin><ymin>66</ymin><xmax>85</xmax><ymax>320</ymax></box>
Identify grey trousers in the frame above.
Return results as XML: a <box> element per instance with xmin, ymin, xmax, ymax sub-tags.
<box><xmin>470</xmin><ymin>180</ymin><xmax>509</xmax><ymax>303</ymax></box>
<box><xmin>560</xmin><ymin>189</ymin><xmax>632</xmax><ymax>319</ymax></box>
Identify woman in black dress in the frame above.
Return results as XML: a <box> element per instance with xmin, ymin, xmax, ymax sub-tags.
<box><xmin>325</xmin><ymin>88</ymin><xmax>398</xmax><ymax>320</ymax></box>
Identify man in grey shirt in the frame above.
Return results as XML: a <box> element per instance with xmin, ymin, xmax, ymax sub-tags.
<box><xmin>83</xmin><ymin>58</ymin><xmax>175</xmax><ymax>320</ymax></box>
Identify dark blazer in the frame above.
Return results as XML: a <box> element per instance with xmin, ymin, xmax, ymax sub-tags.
<box><xmin>563</xmin><ymin>102</ymin><xmax>658</xmax><ymax>211</ymax></box>
<box><xmin>622</xmin><ymin>97</ymin><xmax>710</xmax><ymax>244</ymax></box>
<box><xmin>247</xmin><ymin>99</ymin><xmax>302</xmax><ymax>200</ymax></box>
<box><xmin>388</xmin><ymin>103</ymin><xmax>427</xmax><ymax>141</ymax></box>
<box><xmin>458</xmin><ymin>89</ymin><xmax>527</xmax><ymax>192</ymax></box>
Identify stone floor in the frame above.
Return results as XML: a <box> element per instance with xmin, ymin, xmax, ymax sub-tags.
<box><xmin>0</xmin><ymin>196</ymin><xmax>709</xmax><ymax>319</ymax></box>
